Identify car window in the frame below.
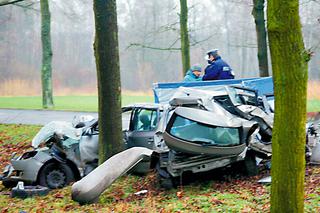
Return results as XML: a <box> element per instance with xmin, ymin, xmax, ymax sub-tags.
<box><xmin>169</xmin><ymin>115</ymin><xmax>240</xmax><ymax>146</ymax></box>
<box><xmin>132</xmin><ymin>108</ymin><xmax>158</xmax><ymax>131</ymax></box>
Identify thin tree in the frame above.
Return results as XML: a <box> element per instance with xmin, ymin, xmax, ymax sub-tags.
<box><xmin>179</xmin><ymin>0</ymin><xmax>190</xmax><ymax>75</ymax></box>
<box><xmin>267</xmin><ymin>0</ymin><xmax>310</xmax><ymax>212</ymax></box>
<box><xmin>0</xmin><ymin>0</ymin><xmax>54</xmax><ymax>107</ymax></box>
<box><xmin>252</xmin><ymin>0</ymin><xmax>269</xmax><ymax>77</ymax></box>
<box><xmin>40</xmin><ymin>0</ymin><xmax>54</xmax><ymax>108</ymax></box>
<box><xmin>129</xmin><ymin>1</ymin><xmax>200</xmax><ymax>77</ymax></box>
<box><xmin>93</xmin><ymin>0</ymin><xmax>123</xmax><ymax>163</ymax></box>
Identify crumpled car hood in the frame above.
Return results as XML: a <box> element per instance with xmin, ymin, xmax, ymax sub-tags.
<box><xmin>32</xmin><ymin>121</ymin><xmax>83</xmax><ymax>148</ymax></box>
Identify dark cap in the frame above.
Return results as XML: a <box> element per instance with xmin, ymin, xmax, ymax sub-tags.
<box><xmin>205</xmin><ymin>49</ymin><xmax>219</xmax><ymax>60</ymax></box>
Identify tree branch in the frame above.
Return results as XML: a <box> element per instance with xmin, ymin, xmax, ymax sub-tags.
<box><xmin>189</xmin><ymin>34</ymin><xmax>216</xmax><ymax>46</ymax></box>
<box><xmin>168</xmin><ymin>37</ymin><xmax>181</xmax><ymax>48</ymax></box>
<box><xmin>127</xmin><ymin>43</ymin><xmax>181</xmax><ymax>51</ymax></box>
<box><xmin>14</xmin><ymin>1</ymin><xmax>39</xmax><ymax>12</ymax></box>
<box><xmin>0</xmin><ymin>0</ymin><xmax>25</xmax><ymax>6</ymax></box>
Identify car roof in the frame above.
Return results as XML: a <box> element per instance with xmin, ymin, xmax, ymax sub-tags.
<box><xmin>123</xmin><ymin>103</ymin><xmax>166</xmax><ymax>110</ymax></box>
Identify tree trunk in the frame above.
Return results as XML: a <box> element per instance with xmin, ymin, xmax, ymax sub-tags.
<box><xmin>93</xmin><ymin>0</ymin><xmax>123</xmax><ymax>164</ymax></box>
<box><xmin>267</xmin><ymin>0</ymin><xmax>309</xmax><ymax>212</ymax></box>
<box><xmin>252</xmin><ymin>0</ymin><xmax>269</xmax><ymax>77</ymax></box>
<box><xmin>179</xmin><ymin>0</ymin><xmax>190</xmax><ymax>76</ymax></box>
<box><xmin>40</xmin><ymin>0</ymin><xmax>54</xmax><ymax>109</ymax></box>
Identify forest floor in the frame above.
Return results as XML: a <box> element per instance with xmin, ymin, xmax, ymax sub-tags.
<box><xmin>0</xmin><ymin>124</ymin><xmax>320</xmax><ymax>212</ymax></box>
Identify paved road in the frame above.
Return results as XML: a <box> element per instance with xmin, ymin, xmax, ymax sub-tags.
<box><xmin>0</xmin><ymin>109</ymin><xmax>98</xmax><ymax>125</ymax></box>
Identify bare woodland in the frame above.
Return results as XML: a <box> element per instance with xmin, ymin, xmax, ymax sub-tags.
<box><xmin>0</xmin><ymin>0</ymin><xmax>319</xmax><ymax>95</ymax></box>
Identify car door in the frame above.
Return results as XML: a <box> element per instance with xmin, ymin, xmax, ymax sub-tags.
<box><xmin>125</xmin><ymin>107</ymin><xmax>159</xmax><ymax>150</ymax></box>
<box><xmin>122</xmin><ymin>106</ymin><xmax>133</xmax><ymax>148</ymax></box>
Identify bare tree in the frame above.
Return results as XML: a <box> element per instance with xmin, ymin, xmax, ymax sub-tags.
<box><xmin>0</xmin><ymin>0</ymin><xmax>54</xmax><ymax>107</ymax></box>
<box><xmin>93</xmin><ymin>0</ymin><xmax>123</xmax><ymax>163</ymax></box>
<box><xmin>40</xmin><ymin>0</ymin><xmax>54</xmax><ymax>108</ymax></box>
<box><xmin>179</xmin><ymin>0</ymin><xmax>190</xmax><ymax>75</ymax></box>
<box><xmin>252</xmin><ymin>0</ymin><xmax>269</xmax><ymax>77</ymax></box>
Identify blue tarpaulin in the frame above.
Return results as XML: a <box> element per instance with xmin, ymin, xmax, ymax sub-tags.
<box><xmin>152</xmin><ymin>77</ymin><xmax>273</xmax><ymax>103</ymax></box>
<box><xmin>242</xmin><ymin>77</ymin><xmax>273</xmax><ymax>96</ymax></box>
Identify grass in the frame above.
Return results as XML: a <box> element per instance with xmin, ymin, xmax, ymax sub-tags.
<box><xmin>0</xmin><ymin>96</ymin><xmax>319</xmax><ymax>112</ymax></box>
<box><xmin>308</xmin><ymin>99</ymin><xmax>320</xmax><ymax>113</ymax></box>
<box><xmin>0</xmin><ymin>124</ymin><xmax>320</xmax><ymax>212</ymax></box>
<box><xmin>0</xmin><ymin>95</ymin><xmax>153</xmax><ymax>112</ymax></box>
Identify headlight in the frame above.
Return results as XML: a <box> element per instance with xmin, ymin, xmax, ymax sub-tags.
<box><xmin>21</xmin><ymin>151</ymin><xmax>37</xmax><ymax>160</ymax></box>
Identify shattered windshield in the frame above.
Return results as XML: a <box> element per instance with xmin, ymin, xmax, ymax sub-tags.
<box><xmin>227</xmin><ymin>86</ymin><xmax>258</xmax><ymax>106</ymax></box>
<box><xmin>169</xmin><ymin>115</ymin><xmax>240</xmax><ymax>146</ymax></box>
<box><xmin>228</xmin><ymin>87</ymin><xmax>243</xmax><ymax>105</ymax></box>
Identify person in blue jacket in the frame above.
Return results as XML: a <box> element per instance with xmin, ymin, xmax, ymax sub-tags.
<box><xmin>183</xmin><ymin>64</ymin><xmax>202</xmax><ymax>82</ymax></box>
<box><xmin>202</xmin><ymin>49</ymin><xmax>235</xmax><ymax>81</ymax></box>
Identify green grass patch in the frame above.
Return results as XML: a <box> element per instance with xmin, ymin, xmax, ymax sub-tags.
<box><xmin>308</xmin><ymin>99</ymin><xmax>320</xmax><ymax>112</ymax></box>
<box><xmin>0</xmin><ymin>96</ymin><xmax>319</xmax><ymax>112</ymax></box>
<box><xmin>0</xmin><ymin>95</ymin><xmax>153</xmax><ymax>112</ymax></box>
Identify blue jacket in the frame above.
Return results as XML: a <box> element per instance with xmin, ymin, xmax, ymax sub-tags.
<box><xmin>202</xmin><ymin>56</ymin><xmax>234</xmax><ymax>81</ymax></box>
<box><xmin>183</xmin><ymin>70</ymin><xmax>202</xmax><ymax>82</ymax></box>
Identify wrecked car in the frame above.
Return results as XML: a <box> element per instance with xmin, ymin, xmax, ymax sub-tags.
<box><xmin>71</xmin><ymin>85</ymin><xmax>277</xmax><ymax>203</ymax></box>
<box><xmin>0</xmin><ymin>116</ymin><xmax>99</xmax><ymax>189</ymax></box>
<box><xmin>119</xmin><ymin>85</ymin><xmax>274</xmax><ymax>187</ymax></box>
<box><xmin>149</xmin><ymin>86</ymin><xmax>273</xmax><ymax>188</ymax></box>
<box><xmin>0</xmin><ymin>104</ymin><xmax>162</xmax><ymax>189</ymax></box>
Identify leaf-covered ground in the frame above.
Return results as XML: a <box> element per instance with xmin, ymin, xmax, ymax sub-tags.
<box><xmin>0</xmin><ymin>124</ymin><xmax>320</xmax><ymax>212</ymax></box>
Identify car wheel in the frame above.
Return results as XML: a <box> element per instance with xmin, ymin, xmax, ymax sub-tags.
<box><xmin>157</xmin><ymin>173</ymin><xmax>175</xmax><ymax>189</ymax></box>
<box><xmin>38</xmin><ymin>162</ymin><xmax>75</xmax><ymax>189</ymax></box>
<box><xmin>155</xmin><ymin>162</ymin><xmax>177</xmax><ymax>189</ymax></box>
<box><xmin>243</xmin><ymin>152</ymin><xmax>258</xmax><ymax>176</ymax></box>
<box><xmin>11</xmin><ymin>185</ymin><xmax>50</xmax><ymax>199</ymax></box>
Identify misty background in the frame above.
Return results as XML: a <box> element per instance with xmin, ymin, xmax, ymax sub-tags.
<box><xmin>0</xmin><ymin>0</ymin><xmax>319</xmax><ymax>96</ymax></box>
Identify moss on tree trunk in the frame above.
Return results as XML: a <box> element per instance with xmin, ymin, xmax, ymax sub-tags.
<box><xmin>93</xmin><ymin>0</ymin><xmax>123</xmax><ymax>164</ymax></box>
<box><xmin>40</xmin><ymin>0</ymin><xmax>54</xmax><ymax>109</ymax></box>
<box><xmin>179</xmin><ymin>0</ymin><xmax>190</xmax><ymax>76</ymax></box>
<box><xmin>267</xmin><ymin>0</ymin><xmax>309</xmax><ymax>212</ymax></box>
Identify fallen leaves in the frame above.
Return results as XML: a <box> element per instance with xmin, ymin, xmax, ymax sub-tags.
<box><xmin>211</xmin><ymin>197</ymin><xmax>223</xmax><ymax>205</ymax></box>
<box><xmin>0</xmin><ymin>124</ymin><xmax>40</xmax><ymax>168</ymax></box>
<box><xmin>54</xmin><ymin>193</ymin><xmax>64</xmax><ymax>199</ymax></box>
<box><xmin>176</xmin><ymin>191</ymin><xmax>183</xmax><ymax>199</ymax></box>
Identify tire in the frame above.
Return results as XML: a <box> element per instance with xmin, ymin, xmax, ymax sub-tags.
<box><xmin>155</xmin><ymin>162</ymin><xmax>177</xmax><ymax>189</ymax></box>
<box><xmin>243</xmin><ymin>153</ymin><xmax>258</xmax><ymax>176</ymax></box>
<box><xmin>157</xmin><ymin>173</ymin><xmax>174</xmax><ymax>189</ymax></box>
<box><xmin>38</xmin><ymin>162</ymin><xmax>75</xmax><ymax>189</ymax></box>
<box><xmin>11</xmin><ymin>185</ymin><xmax>49</xmax><ymax>199</ymax></box>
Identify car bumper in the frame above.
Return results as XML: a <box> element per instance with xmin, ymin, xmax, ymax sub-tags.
<box><xmin>1</xmin><ymin>150</ymin><xmax>53</xmax><ymax>184</ymax></box>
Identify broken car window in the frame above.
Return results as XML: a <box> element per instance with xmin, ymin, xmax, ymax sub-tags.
<box><xmin>169</xmin><ymin>115</ymin><xmax>240</xmax><ymax>146</ymax></box>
